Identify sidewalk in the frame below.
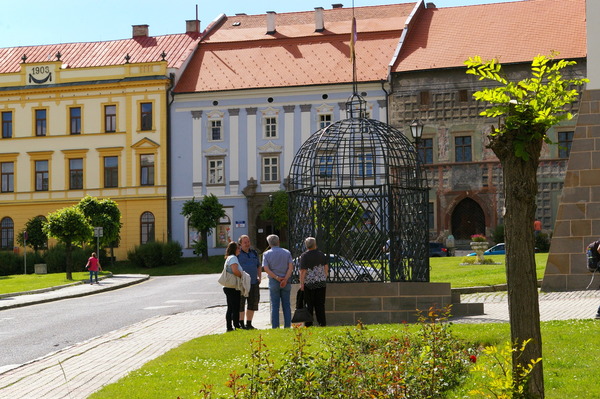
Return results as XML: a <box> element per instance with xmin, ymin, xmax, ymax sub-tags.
<box><xmin>1</xmin><ymin>275</ymin><xmax>600</xmax><ymax>398</ymax></box>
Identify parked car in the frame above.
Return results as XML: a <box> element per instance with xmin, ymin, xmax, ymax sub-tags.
<box><xmin>429</xmin><ymin>242</ymin><xmax>449</xmax><ymax>257</ymax></box>
<box><xmin>466</xmin><ymin>242</ymin><xmax>540</xmax><ymax>256</ymax></box>
<box><xmin>292</xmin><ymin>254</ymin><xmax>381</xmax><ymax>283</ymax></box>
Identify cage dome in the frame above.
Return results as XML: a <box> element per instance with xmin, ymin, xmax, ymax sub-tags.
<box><xmin>288</xmin><ymin>95</ymin><xmax>429</xmax><ymax>282</ymax></box>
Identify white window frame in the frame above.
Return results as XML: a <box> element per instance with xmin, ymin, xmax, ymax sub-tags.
<box><xmin>261</xmin><ymin>155</ymin><xmax>280</xmax><ymax>183</ymax></box>
<box><xmin>207</xmin><ymin>157</ymin><xmax>225</xmax><ymax>185</ymax></box>
<box><xmin>264</xmin><ymin>116</ymin><xmax>278</xmax><ymax>139</ymax></box>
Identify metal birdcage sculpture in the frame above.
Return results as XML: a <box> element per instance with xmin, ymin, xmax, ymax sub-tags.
<box><xmin>288</xmin><ymin>94</ymin><xmax>429</xmax><ymax>282</ymax></box>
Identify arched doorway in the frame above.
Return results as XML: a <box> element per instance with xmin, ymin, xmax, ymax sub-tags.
<box><xmin>451</xmin><ymin>198</ymin><xmax>485</xmax><ymax>239</ymax></box>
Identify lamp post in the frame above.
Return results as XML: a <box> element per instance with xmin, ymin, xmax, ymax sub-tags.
<box><xmin>410</xmin><ymin>119</ymin><xmax>423</xmax><ymax>151</ymax></box>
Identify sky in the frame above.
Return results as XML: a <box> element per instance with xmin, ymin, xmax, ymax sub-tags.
<box><xmin>0</xmin><ymin>0</ymin><xmax>518</xmax><ymax>48</ymax></box>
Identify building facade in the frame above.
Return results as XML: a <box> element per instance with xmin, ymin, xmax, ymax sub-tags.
<box><xmin>170</xmin><ymin>3</ymin><xmax>418</xmax><ymax>254</ymax></box>
<box><xmin>388</xmin><ymin>0</ymin><xmax>586</xmax><ymax>245</ymax></box>
<box><xmin>0</xmin><ymin>23</ymin><xmax>201</xmax><ymax>259</ymax></box>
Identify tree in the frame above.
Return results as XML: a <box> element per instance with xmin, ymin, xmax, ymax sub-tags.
<box><xmin>77</xmin><ymin>195</ymin><xmax>122</xmax><ymax>263</ymax></box>
<box><xmin>465</xmin><ymin>53</ymin><xmax>587</xmax><ymax>398</ymax></box>
<box><xmin>16</xmin><ymin>216</ymin><xmax>48</xmax><ymax>252</ymax></box>
<box><xmin>43</xmin><ymin>206</ymin><xmax>93</xmax><ymax>280</ymax></box>
<box><xmin>260</xmin><ymin>190</ymin><xmax>289</xmax><ymax>231</ymax></box>
<box><xmin>181</xmin><ymin>194</ymin><xmax>225</xmax><ymax>260</ymax></box>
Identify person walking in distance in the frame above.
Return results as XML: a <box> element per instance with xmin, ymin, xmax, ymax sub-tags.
<box><xmin>86</xmin><ymin>252</ymin><xmax>102</xmax><ymax>284</ymax></box>
<box><xmin>299</xmin><ymin>237</ymin><xmax>328</xmax><ymax>327</ymax></box>
<box><xmin>262</xmin><ymin>234</ymin><xmax>293</xmax><ymax>329</ymax></box>
<box><xmin>237</xmin><ymin>235</ymin><xmax>261</xmax><ymax>329</ymax></box>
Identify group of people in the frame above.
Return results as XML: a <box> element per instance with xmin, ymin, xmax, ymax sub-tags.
<box><xmin>221</xmin><ymin>234</ymin><xmax>329</xmax><ymax>331</ymax></box>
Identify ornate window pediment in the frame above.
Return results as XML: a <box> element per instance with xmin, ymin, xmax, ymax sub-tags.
<box><xmin>257</xmin><ymin>141</ymin><xmax>282</xmax><ymax>153</ymax></box>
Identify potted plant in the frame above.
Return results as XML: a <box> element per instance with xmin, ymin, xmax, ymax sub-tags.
<box><xmin>470</xmin><ymin>234</ymin><xmax>489</xmax><ymax>263</ymax></box>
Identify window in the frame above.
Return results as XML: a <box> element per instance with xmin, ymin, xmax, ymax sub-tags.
<box><xmin>35</xmin><ymin>160</ymin><xmax>49</xmax><ymax>191</ymax></box>
<box><xmin>140</xmin><ymin>154</ymin><xmax>155</xmax><ymax>186</ymax></box>
<box><xmin>264</xmin><ymin>117</ymin><xmax>277</xmax><ymax>138</ymax></box>
<box><xmin>35</xmin><ymin>109</ymin><xmax>47</xmax><ymax>136</ymax></box>
<box><xmin>187</xmin><ymin>219</ymin><xmax>199</xmax><ymax>249</ymax></box>
<box><xmin>69</xmin><ymin>107</ymin><xmax>81</xmax><ymax>135</ymax></box>
<box><xmin>458</xmin><ymin>89</ymin><xmax>469</xmax><ymax>103</ymax></box>
<box><xmin>419</xmin><ymin>91</ymin><xmax>430</xmax><ymax>106</ymax></box>
<box><xmin>104</xmin><ymin>156</ymin><xmax>118</xmax><ymax>188</ymax></box>
<box><xmin>216</xmin><ymin>215</ymin><xmax>231</xmax><ymax>248</ymax></box>
<box><xmin>2</xmin><ymin>111</ymin><xmax>12</xmax><ymax>138</ymax></box>
<box><xmin>558</xmin><ymin>131</ymin><xmax>574</xmax><ymax>158</ymax></box>
<box><xmin>418</xmin><ymin>138</ymin><xmax>434</xmax><ymax>164</ymax></box>
<box><xmin>69</xmin><ymin>158</ymin><xmax>83</xmax><ymax>189</ymax></box>
<box><xmin>262</xmin><ymin>156</ymin><xmax>279</xmax><ymax>182</ymax></box>
<box><xmin>140</xmin><ymin>211</ymin><xmax>155</xmax><ymax>244</ymax></box>
<box><xmin>210</xmin><ymin>120</ymin><xmax>222</xmax><ymax>141</ymax></box>
<box><xmin>356</xmin><ymin>151</ymin><xmax>374</xmax><ymax>178</ymax></box>
<box><xmin>105</xmin><ymin>105</ymin><xmax>116</xmax><ymax>133</ymax></box>
<box><xmin>317</xmin><ymin>153</ymin><xmax>334</xmax><ymax>178</ymax></box>
<box><xmin>319</xmin><ymin>114</ymin><xmax>332</xmax><ymax>129</ymax></box>
<box><xmin>140</xmin><ymin>103</ymin><xmax>152</xmax><ymax>131</ymax></box>
<box><xmin>208</xmin><ymin>158</ymin><xmax>224</xmax><ymax>185</ymax></box>
<box><xmin>0</xmin><ymin>217</ymin><xmax>13</xmax><ymax>250</ymax></box>
<box><xmin>455</xmin><ymin>136</ymin><xmax>472</xmax><ymax>162</ymax></box>
<box><xmin>1</xmin><ymin>162</ymin><xmax>13</xmax><ymax>193</ymax></box>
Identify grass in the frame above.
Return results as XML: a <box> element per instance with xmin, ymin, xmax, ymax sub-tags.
<box><xmin>0</xmin><ymin>254</ymin><xmax>548</xmax><ymax>295</ymax></box>
<box><xmin>0</xmin><ymin>272</ymin><xmax>111</xmax><ymax>295</ymax></box>
<box><xmin>89</xmin><ymin>319</ymin><xmax>600</xmax><ymax>399</ymax></box>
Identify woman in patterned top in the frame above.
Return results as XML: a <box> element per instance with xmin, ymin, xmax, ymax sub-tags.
<box><xmin>299</xmin><ymin>237</ymin><xmax>329</xmax><ymax>326</ymax></box>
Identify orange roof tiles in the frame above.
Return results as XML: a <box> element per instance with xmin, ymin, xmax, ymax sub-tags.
<box><xmin>394</xmin><ymin>0</ymin><xmax>586</xmax><ymax>72</ymax></box>
<box><xmin>0</xmin><ymin>33</ymin><xmax>201</xmax><ymax>74</ymax></box>
<box><xmin>175</xmin><ymin>3</ymin><xmax>417</xmax><ymax>93</ymax></box>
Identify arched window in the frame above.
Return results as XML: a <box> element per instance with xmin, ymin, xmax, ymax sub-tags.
<box><xmin>215</xmin><ymin>215</ymin><xmax>231</xmax><ymax>248</ymax></box>
<box><xmin>1</xmin><ymin>217</ymin><xmax>14</xmax><ymax>250</ymax></box>
<box><xmin>140</xmin><ymin>212</ymin><xmax>155</xmax><ymax>244</ymax></box>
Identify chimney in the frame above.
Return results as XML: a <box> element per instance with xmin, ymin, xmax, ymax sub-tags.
<box><xmin>332</xmin><ymin>3</ymin><xmax>343</xmax><ymax>9</ymax></box>
<box><xmin>132</xmin><ymin>24</ymin><xmax>149</xmax><ymax>38</ymax></box>
<box><xmin>266</xmin><ymin>11</ymin><xmax>276</xmax><ymax>34</ymax></box>
<box><xmin>315</xmin><ymin>7</ymin><xmax>325</xmax><ymax>32</ymax></box>
<box><xmin>186</xmin><ymin>19</ymin><xmax>200</xmax><ymax>34</ymax></box>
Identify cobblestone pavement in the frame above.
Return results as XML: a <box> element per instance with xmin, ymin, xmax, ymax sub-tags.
<box><xmin>1</xmin><ymin>275</ymin><xmax>600</xmax><ymax>398</ymax></box>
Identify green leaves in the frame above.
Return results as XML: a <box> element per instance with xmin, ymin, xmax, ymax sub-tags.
<box><xmin>464</xmin><ymin>53</ymin><xmax>588</xmax><ymax>160</ymax></box>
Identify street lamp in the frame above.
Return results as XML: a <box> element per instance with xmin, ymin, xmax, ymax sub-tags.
<box><xmin>410</xmin><ymin>119</ymin><xmax>424</xmax><ymax>160</ymax></box>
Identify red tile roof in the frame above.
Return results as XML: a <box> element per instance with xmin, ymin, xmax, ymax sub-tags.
<box><xmin>394</xmin><ymin>0</ymin><xmax>586</xmax><ymax>72</ymax></box>
<box><xmin>0</xmin><ymin>33</ymin><xmax>201</xmax><ymax>74</ymax></box>
<box><xmin>175</xmin><ymin>3</ymin><xmax>417</xmax><ymax>93</ymax></box>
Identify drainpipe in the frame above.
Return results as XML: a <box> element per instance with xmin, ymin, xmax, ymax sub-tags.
<box><xmin>381</xmin><ymin>80</ymin><xmax>389</xmax><ymax>124</ymax></box>
<box><xmin>166</xmin><ymin>72</ymin><xmax>175</xmax><ymax>241</ymax></box>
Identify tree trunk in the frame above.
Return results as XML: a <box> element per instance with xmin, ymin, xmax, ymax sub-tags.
<box><xmin>65</xmin><ymin>241</ymin><xmax>73</xmax><ymax>280</ymax></box>
<box><xmin>201</xmin><ymin>230</ymin><xmax>209</xmax><ymax>260</ymax></box>
<box><xmin>490</xmin><ymin>128</ymin><xmax>544</xmax><ymax>398</ymax></box>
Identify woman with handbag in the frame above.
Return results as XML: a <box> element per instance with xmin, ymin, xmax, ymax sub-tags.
<box><xmin>222</xmin><ymin>241</ymin><xmax>243</xmax><ymax>332</ymax></box>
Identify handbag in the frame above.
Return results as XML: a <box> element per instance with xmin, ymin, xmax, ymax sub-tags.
<box><xmin>292</xmin><ymin>289</ymin><xmax>313</xmax><ymax>324</ymax></box>
<box><xmin>218</xmin><ymin>266</ymin><xmax>238</xmax><ymax>288</ymax></box>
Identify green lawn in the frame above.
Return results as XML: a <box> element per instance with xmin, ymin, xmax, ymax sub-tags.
<box><xmin>89</xmin><ymin>319</ymin><xmax>600</xmax><ymax>399</ymax></box>
<box><xmin>0</xmin><ymin>253</ymin><xmax>548</xmax><ymax>295</ymax></box>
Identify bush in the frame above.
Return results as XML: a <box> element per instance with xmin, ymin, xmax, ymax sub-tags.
<box><xmin>206</xmin><ymin>307</ymin><xmax>475</xmax><ymax>398</ymax></box>
<box><xmin>0</xmin><ymin>250</ymin><xmax>48</xmax><ymax>276</ymax></box>
<box><xmin>491</xmin><ymin>224</ymin><xmax>504</xmax><ymax>244</ymax></box>
<box><xmin>127</xmin><ymin>241</ymin><xmax>182</xmax><ymax>268</ymax></box>
<box><xmin>45</xmin><ymin>245</ymin><xmax>92</xmax><ymax>273</ymax></box>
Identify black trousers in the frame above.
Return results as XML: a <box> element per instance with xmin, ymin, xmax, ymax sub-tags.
<box><xmin>304</xmin><ymin>286</ymin><xmax>327</xmax><ymax>327</ymax></box>
<box><xmin>223</xmin><ymin>287</ymin><xmax>241</xmax><ymax>329</ymax></box>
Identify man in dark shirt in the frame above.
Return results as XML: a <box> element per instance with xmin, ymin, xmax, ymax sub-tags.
<box><xmin>237</xmin><ymin>235</ymin><xmax>261</xmax><ymax>329</ymax></box>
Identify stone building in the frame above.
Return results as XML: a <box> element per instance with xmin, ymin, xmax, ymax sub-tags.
<box><xmin>388</xmin><ymin>0</ymin><xmax>586</xmax><ymax>246</ymax></box>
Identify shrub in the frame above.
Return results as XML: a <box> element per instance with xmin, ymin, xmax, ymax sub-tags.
<box><xmin>0</xmin><ymin>251</ymin><xmax>22</xmax><ymax>276</ymax></box>
<box><xmin>205</xmin><ymin>307</ymin><xmax>475</xmax><ymax>398</ymax></box>
<box><xmin>45</xmin><ymin>244</ymin><xmax>91</xmax><ymax>273</ymax></box>
<box><xmin>492</xmin><ymin>224</ymin><xmax>505</xmax><ymax>244</ymax></box>
<box><xmin>127</xmin><ymin>241</ymin><xmax>182</xmax><ymax>268</ymax></box>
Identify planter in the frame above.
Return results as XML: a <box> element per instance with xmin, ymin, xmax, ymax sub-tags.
<box><xmin>470</xmin><ymin>242</ymin><xmax>489</xmax><ymax>263</ymax></box>
<box><xmin>34</xmin><ymin>263</ymin><xmax>47</xmax><ymax>274</ymax></box>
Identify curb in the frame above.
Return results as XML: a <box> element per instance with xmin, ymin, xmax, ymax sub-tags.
<box><xmin>0</xmin><ymin>274</ymin><xmax>150</xmax><ymax>311</ymax></box>
<box><xmin>451</xmin><ymin>279</ymin><xmax>543</xmax><ymax>295</ymax></box>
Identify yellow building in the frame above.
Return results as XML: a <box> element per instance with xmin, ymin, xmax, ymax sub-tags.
<box><xmin>0</xmin><ymin>23</ymin><xmax>201</xmax><ymax>259</ymax></box>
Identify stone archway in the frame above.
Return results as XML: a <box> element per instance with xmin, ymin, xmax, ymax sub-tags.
<box><xmin>451</xmin><ymin>197</ymin><xmax>486</xmax><ymax>240</ymax></box>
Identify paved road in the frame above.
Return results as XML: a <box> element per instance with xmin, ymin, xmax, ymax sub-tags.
<box><xmin>0</xmin><ymin>275</ymin><xmax>232</xmax><ymax>369</ymax></box>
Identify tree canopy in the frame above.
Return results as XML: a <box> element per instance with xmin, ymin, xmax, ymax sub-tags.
<box><xmin>181</xmin><ymin>194</ymin><xmax>225</xmax><ymax>259</ymax></box>
<box><xmin>17</xmin><ymin>216</ymin><xmax>48</xmax><ymax>252</ymax></box>
<box><xmin>77</xmin><ymin>195</ymin><xmax>122</xmax><ymax>250</ymax></box>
